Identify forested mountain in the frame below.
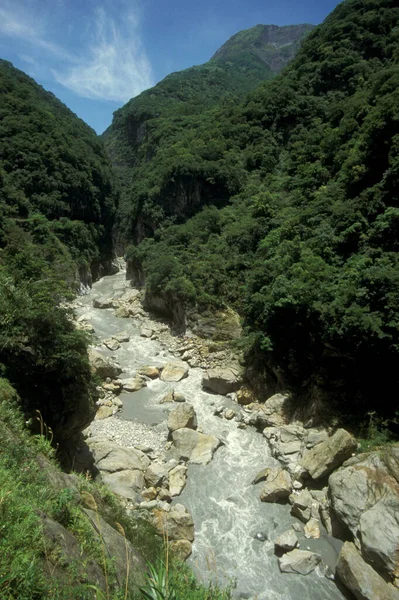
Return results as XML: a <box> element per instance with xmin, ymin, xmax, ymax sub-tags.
<box><xmin>114</xmin><ymin>0</ymin><xmax>399</xmax><ymax>425</ymax></box>
<box><xmin>0</xmin><ymin>60</ymin><xmax>118</xmax><ymax>442</ymax></box>
<box><xmin>102</xmin><ymin>24</ymin><xmax>313</xmax><ymax>244</ymax></box>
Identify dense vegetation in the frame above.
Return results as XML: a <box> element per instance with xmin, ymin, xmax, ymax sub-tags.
<box><xmin>118</xmin><ymin>0</ymin><xmax>399</xmax><ymax>424</ymax></box>
<box><xmin>103</xmin><ymin>24</ymin><xmax>313</xmax><ymax>244</ymax></box>
<box><xmin>0</xmin><ymin>59</ymin><xmax>118</xmax><ymax>440</ymax></box>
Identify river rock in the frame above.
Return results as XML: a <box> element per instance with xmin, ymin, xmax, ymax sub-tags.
<box><xmin>171</xmin><ymin>428</ymin><xmax>221</xmax><ymax>465</ymax></box>
<box><xmin>138</xmin><ymin>366</ymin><xmax>160</xmax><ymax>379</ymax></box>
<box><xmin>289</xmin><ymin>489</ymin><xmax>315</xmax><ymax>522</ymax></box>
<box><xmin>300</xmin><ymin>428</ymin><xmax>357</xmax><ymax>480</ymax></box>
<box><xmin>274</xmin><ymin>530</ymin><xmax>299</xmax><ymax>553</ymax></box>
<box><xmin>102</xmin><ymin>469</ymin><xmax>145</xmax><ymax>499</ymax></box>
<box><xmin>259</xmin><ymin>393</ymin><xmax>293</xmax><ymax>428</ymax></box>
<box><xmin>224</xmin><ymin>409</ymin><xmax>236</xmax><ymax>420</ymax></box>
<box><xmin>236</xmin><ymin>387</ymin><xmax>254</xmax><ymax>406</ymax></box>
<box><xmin>160</xmin><ymin>390</ymin><xmax>174</xmax><ymax>404</ymax></box>
<box><xmin>112</xmin><ymin>332</ymin><xmax>130</xmax><ymax>343</ymax></box>
<box><xmin>103</xmin><ymin>338</ymin><xmax>120</xmax><ymax>351</ymax></box>
<box><xmin>93</xmin><ymin>297</ymin><xmax>113</xmax><ymax>309</ymax></box>
<box><xmin>95</xmin><ymin>405</ymin><xmax>114</xmax><ymax>420</ymax></box>
<box><xmin>140</xmin><ymin>325</ymin><xmax>153</xmax><ymax>338</ymax></box>
<box><xmin>278</xmin><ymin>549</ymin><xmax>321</xmax><ymax>575</ymax></box>
<box><xmin>160</xmin><ymin>362</ymin><xmax>189</xmax><ymax>382</ymax></box>
<box><xmin>145</xmin><ymin>463</ymin><xmax>168</xmax><ymax>488</ymax></box>
<box><xmin>336</xmin><ymin>542</ymin><xmax>399</xmax><ymax>600</ymax></box>
<box><xmin>142</xmin><ymin>487</ymin><xmax>158</xmax><ymax>501</ymax></box>
<box><xmin>153</xmin><ymin>504</ymin><xmax>194</xmax><ymax>542</ymax></box>
<box><xmin>202</xmin><ymin>367</ymin><xmax>241</xmax><ymax>395</ymax></box>
<box><xmin>169</xmin><ymin>539</ymin><xmax>192</xmax><ymax>561</ymax></box>
<box><xmin>174</xmin><ymin>392</ymin><xmax>186</xmax><ymax>403</ymax></box>
<box><xmin>169</xmin><ymin>465</ymin><xmax>188</xmax><ymax>496</ymax></box>
<box><xmin>168</xmin><ymin>404</ymin><xmax>197</xmax><ymax>433</ymax></box>
<box><xmin>304</xmin><ymin>518</ymin><xmax>321</xmax><ymax>539</ymax></box>
<box><xmin>329</xmin><ymin>452</ymin><xmax>399</xmax><ymax>582</ymax></box>
<box><xmin>260</xmin><ymin>467</ymin><xmax>292</xmax><ymax>503</ymax></box>
<box><xmin>252</xmin><ymin>467</ymin><xmax>270</xmax><ymax>485</ymax></box>
<box><xmin>120</xmin><ymin>377</ymin><xmax>146</xmax><ymax>392</ymax></box>
<box><xmin>88</xmin><ymin>349</ymin><xmax>122</xmax><ymax>379</ymax></box>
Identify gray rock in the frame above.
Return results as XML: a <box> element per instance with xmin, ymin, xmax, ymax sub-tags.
<box><xmin>360</xmin><ymin>502</ymin><xmax>399</xmax><ymax>579</ymax></box>
<box><xmin>102</xmin><ymin>469</ymin><xmax>144</xmax><ymax>499</ymax></box>
<box><xmin>120</xmin><ymin>377</ymin><xmax>146</xmax><ymax>392</ymax></box>
<box><xmin>103</xmin><ymin>338</ymin><xmax>121</xmax><ymax>351</ymax></box>
<box><xmin>138</xmin><ymin>366</ymin><xmax>160</xmax><ymax>379</ymax></box>
<box><xmin>160</xmin><ymin>362</ymin><xmax>189</xmax><ymax>382</ymax></box>
<box><xmin>169</xmin><ymin>539</ymin><xmax>192</xmax><ymax>561</ymax></box>
<box><xmin>112</xmin><ymin>332</ymin><xmax>130</xmax><ymax>343</ymax></box>
<box><xmin>145</xmin><ymin>463</ymin><xmax>168</xmax><ymax>488</ymax></box>
<box><xmin>300</xmin><ymin>428</ymin><xmax>357</xmax><ymax>480</ymax></box>
<box><xmin>174</xmin><ymin>392</ymin><xmax>186</xmax><ymax>403</ymax></box>
<box><xmin>202</xmin><ymin>367</ymin><xmax>242</xmax><ymax>395</ymax></box>
<box><xmin>336</xmin><ymin>542</ymin><xmax>399</xmax><ymax>600</ymax></box>
<box><xmin>152</xmin><ymin>504</ymin><xmax>194</xmax><ymax>542</ymax></box>
<box><xmin>93</xmin><ymin>297</ymin><xmax>113</xmax><ymax>309</ymax></box>
<box><xmin>278</xmin><ymin>549</ymin><xmax>321</xmax><ymax>575</ymax></box>
<box><xmin>274</xmin><ymin>530</ymin><xmax>299</xmax><ymax>553</ymax></box>
<box><xmin>88</xmin><ymin>349</ymin><xmax>122</xmax><ymax>379</ymax></box>
<box><xmin>258</xmin><ymin>393</ymin><xmax>293</xmax><ymax>427</ymax></box>
<box><xmin>169</xmin><ymin>465</ymin><xmax>188</xmax><ymax>496</ymax></box>
<box><xmin>260</xmin><ymin>468</ymin><xmax>292</xmax><ymax>503</ymax></box>
<box><xmin>140</xmin><ymin>325</ymin><xmax>153</xmax><ymax>338</ymax></box>
<box><xmin>171</xmin><ymin>428</ymin><xmax>221</xmax><ymax>465</ymax></box>
<box><xmin>304</xmin><ymin>518</ymin><xmax>321</xmax><ymax>539</ymax></box>
<box><xmin>290</xmin><ymin>489</ymin><xmax>314</xmax><ymax>523</ymax></box>
<box><xmin>167</xmin><ymin>404</ymin><xmax>197</xmax><ymax>433</ymax></box>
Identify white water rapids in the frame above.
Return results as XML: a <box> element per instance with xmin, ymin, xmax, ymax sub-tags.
<box><xmin>77</xmin><ymin>268</ymin><xmax>345</xmax><ymax>600</ymax></box>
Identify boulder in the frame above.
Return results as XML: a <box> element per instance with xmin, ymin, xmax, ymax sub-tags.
<box><xmin>360</xmin><ymin>502</ymin><xmax>399</xmax><ymax>580</ymax></box>
<box><xmin>152</xmin><ymin>504</ymin><xmax>194</xmax><ymax>542</ymax></box>
<box><xmin>140</xmin><ymin>325</ymin><xmax>153</xmax><ymax>338</ymax></box>
<box><xmin>160</xmin><ymin>362</ymin><xmax>189</xmax><ymax>382</ymax></box>
<box><xmin>169</xmin><ymin>539</ymin><xmax>192</xmax><ymax>561</ymax></box>
<box><xmin>83</xmin><ymin>508</ymin><xmax>146</xmax><ymax>588</ymax></box>
<box><xmin>103</xmin><ymin>338</ymin><xmax>120</xmax><ymax>351</ymax></box>
<box><xmin>304</xmin><ymin>518</ymin><xmax>321</xmax><ymax>539</ymax></box>
<box><xmin>167</xmin><ymin>404</ymin><xmax>197</xmax><ymax>433</ymax></box>
<box><xmin>300</xmin><ymin>428</ymin><xmax>357</xmax><ymax>480</ymax></box>
<box><xmin>274</xmin><ymin>530</ymin><xmax>299</xmax><ymax>553</ymax></box>
<box><xmin>120</xmin><ymin>377</ymin><xmax>146</xmax><ymax>392</ymax></box>
<box><xmin>336</xmin><ymin>542</ymin><xmax>399</xmax><ymax>600</ymax></box>
<box><xmin>202</xmin><ymin>367</ymin><xmax>241</xmax><ymax>395</ymax></box>
<box><xmin>258</xmin><ymin>393</ymin><xmax>293</xmax><ymax>427</ymax></box>
<box><xmin>144</xmin><ymin>463</ymin><xmax>168</xmax><ymax>488</ymax></box>
<box><xmin>278</xmin><ymin>549</ymin><xmax>321</xmax><ymax>575</ymax></box>
<box><xmin>112</xmin><ymin>332</ymin><xmax>130</xmax><ymax>343</ymax></box>
<box><xmin>102</xmin><ymin>470</ymin><xmax>144</xmax><ymax>500</ymax></box>
<box><xmin>93</xmin><ymin>297</ymin><xmax>113</xmax><ymax>309</ymax></box>
<box><xmin>169</xmin><ymin>465</ymin><xmax>188</xmax><ymax>496</ymax></box>
<box><xmin>224</xmin><ymin>409</ymin><xmax>236</xmax><ymax>420</ymax></box>
<box><xmin>252</xmin><ymin>467</ymin><xmax>271</xmax><ymax>485</ymax></box>
<box><xmin>88</xmin><ymin>349</ymin><xmax>122</xmax><ymax>380</ymax></box>
<box><xmin>138</xmin><ymin>366</ymin><xmax>160</xmax><ymax>379</ymax></box>
<box><xmin>236</xmin><ymin>387</ymin><xmax>254</xmax><ymax>406</ymax></box>
<box><xmin>95</xmin><ymin>405</ymin><xmax>114</xmax><ymax>420</ymax></box>
<box><xmin>171</xmin><ymin>428</ymin><xmax>221</xmax><ymax>465</ymax></box>
<box><xmin>159</xmin><ymin>390</ymin><xmax>175</xmax><ymax>404</ymax></box>
<box><xmin>174</xmin><ymin>392</ymin><xmax>186</xmax><ymax>403</ymax></box>
<box><xmin>260</xmin><ymin>468</ymin><xmax>292</xmax><ymax>503</ymax></box>
<box><xmin>289</xmin><ymin>489</ymin><xmax>314</xmax><ymax>523</ymax></box>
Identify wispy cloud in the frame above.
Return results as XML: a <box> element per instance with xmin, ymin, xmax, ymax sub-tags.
<box><xmin>0</xmin><ymin>1</ymin><xmax>154</xmax><ymax>103</ymax></box>
<box><xmin>54</xmin><ymin>7</ymin><xmax>154</xmax><ymax>102</ymax></box>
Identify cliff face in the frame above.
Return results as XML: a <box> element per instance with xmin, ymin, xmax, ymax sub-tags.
<box><xmin>103</xmin><ymin>24</ymin><xmax>313</xmax><ymax>244</ymax></box>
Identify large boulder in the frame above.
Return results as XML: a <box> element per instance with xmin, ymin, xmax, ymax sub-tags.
<box><xmin>336</xmin><ymin>542</ymin><xmax>399</xmax><ymax>600</ymax></box>
<box><xmin>260</xmin><ymin>467</ymin><xmax>292</xmax><ymax>503</ymax></box>
<box><xmin>138</xmin><ymin>366</ymin><xmax>160</xmax><ymax>379</ymax></box>
<box><xmin>300</xmin><ymin>428</ymin><xmax>357</xmax><ymax>480</ymax></box>
<box><xmin>120</xmin><ymin>377</ymin><xmax>146</xmax><ymax>392</ymax></box>
<box><xmin>88</xmin><ymin>349</ymin><xmax>122</xmax><ymax>380</ymax></box>
<box><xmin>144</xmin><ymin>463</ymin><xmax>169</xmax><ymax>488</ymax></box>
<box><xmin>167</xmin><ymin>404</ymin><xmax>197</xmax><ymax>433</ymax></box>
<box><xmin>274</xmin><ymin>530</ymin><xmax>299</xmax><ymax>554</ymax></box>
<box><xmin>88</xmin><ymin>439</ymin><xmax>149</xmax><ymax>499</ymax></box>
<box><xmin>93</xmin><ymin>297</ymin><xmax>113</xmax><ymax>309</ymax></box>
<box><xmin>152</xmin><ymin>504</ymin><xmax>194</xmax><ymax>542</ymax></box>
<box><xmin>258</xmin><ymin>393</ymin><xmax>293</xmax><ymax>427</ymax></box>
<box><xmin>171</xmin><ymin>428</ymin><xmax>221</xmax><ymax>465</ymax></box>
<box><xmin>289</xmin><ymin>489</ymin><xmax>316</xmax><ymax>523</ymax></box>
<box><xmin>169</xmin><ymin>465</ymin><xmax>188</xmax><ymax>496</ymax></box>
<box><xmin>329</xmin><ymin>452</ymin><xmax>399</xmax><ymax>583</ymax></box>
<box><xmin>202</xmin><ymin>367</ymin><xmax>241</xmax><ymax>395</ymax></box>
<box><xmin>278</xmin><ymin>549</ymin><xmax>321</xmax><ymax>575</ymax></box>
<box><xmin>160</xmin><ymin>362</ymin><xmax>189</xmax><ymax>382</ymax></box>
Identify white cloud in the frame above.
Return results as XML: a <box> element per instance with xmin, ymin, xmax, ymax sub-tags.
<box><xmin>0</xmin><ymin>1</ymin><xmax>154</xmax><ymax>103</ymax></box>
<box><xmin>54</xmin><ymin>7</ymin><xmax>154</xmax><ymax>102</ymax></box>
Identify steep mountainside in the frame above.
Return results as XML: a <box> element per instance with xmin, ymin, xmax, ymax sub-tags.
<box><xmin>103</xmin><ymin>24</ymin><xmax>313</xmax><ymax>243</ymax></box>
<box><xmin>124</xmin><ymin>0</ymin><xmax>399</xmax><ymax>425</ymax></box>
<box><xmin>0</xmin><ymin>60</ymin><xmax>118</xmax><ymax>444</ymax></box>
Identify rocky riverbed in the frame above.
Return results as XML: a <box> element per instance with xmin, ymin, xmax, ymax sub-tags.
<box><xmin>71</xmin><ymin>263</ymin><xmax>399</xmax><ymax>600</ymax></box>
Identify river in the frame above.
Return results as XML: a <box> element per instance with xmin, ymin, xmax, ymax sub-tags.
<box><xmin>76</xmin><ymin>267</ymin><xmax>345</xmax><ymax>600</ymax></box>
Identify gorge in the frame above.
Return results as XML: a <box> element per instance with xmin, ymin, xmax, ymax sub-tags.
<box><xmin>1</xmin><ymin>0</ymin><xmax>399</xmax><ymax>599</ymax></box>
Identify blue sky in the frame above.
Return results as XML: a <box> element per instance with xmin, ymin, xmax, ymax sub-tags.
<box><xmin>0</xmin><ymin>0</ymin><xmax>341</xmax><ymax>134</ymax></box>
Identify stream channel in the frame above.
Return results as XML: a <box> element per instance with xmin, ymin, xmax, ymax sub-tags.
<box><xmin>77</xmin><ymin>267</ymin><xmax>345</xmax><ymax>600</ymax></box>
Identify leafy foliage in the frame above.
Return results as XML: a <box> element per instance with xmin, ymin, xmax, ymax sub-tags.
<box><xmin>120</xmin><ymin>0</ymin><xmax>399</xmax><ymax>421</ymax></box>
